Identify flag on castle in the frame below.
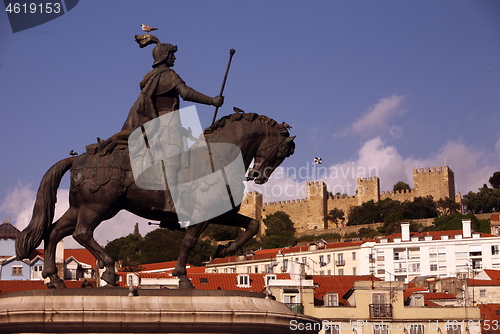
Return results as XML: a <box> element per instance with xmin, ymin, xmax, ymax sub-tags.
<box><xmin>314</xmin><ymin>157</ymin><xmax>322</xmax><ymax>164</ymax></box>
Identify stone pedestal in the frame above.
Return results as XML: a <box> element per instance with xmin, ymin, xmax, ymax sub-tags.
<box><xmin>0</xmin><ymin>288</ymin><xmax>320</xmax><ymax>333</ymax></box>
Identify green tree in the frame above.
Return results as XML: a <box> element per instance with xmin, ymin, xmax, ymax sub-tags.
<box><xmin>489</xmin><ymin>171</ymin><xmax>500</xmax><ymax>189</ymax></box>
<box><xmin>203</xmin><ymin>224</ymin><xmax>242</xmax><ymax>241</ymax></box>
<box><xmin>403</xmin><ymin>196</ymin><xmax>438</xmax><ymax>219</ymax></box>
<box><xmin>261</xmin><ymin>211</ymin><xmax>297</xmax><ymax>249</ymax></box>
<box><xmin>347</xmin><ymin>200</ymin><xmax>382</xmax><ymax>225</ymax></box>
<box><xmin>436</xmin><ymin>197</ymin><xmax>461</xmax><ymax>215</ymax></box>
<box><xmin>393</xmin><ymin>181</ymin><xmax>411</xmax><ymax>192</ymax></box>
<box><xmin>326</xmin><ymin>208</ymin><xmax>345</xmax><ymax>228</ymax></box>
<box><xmin>463</xmin><ymin>185</ymin><xmax>500</xmax><ymax>214</ymax></box>
<box><xmin>104</xmin><ymin>233</ymin><xmax>145</xmax><ymax>268</ymax></box>
<box><xmin>429</xmin><ymin>213</ymin><xmax>490</xmax><ymax>233</ymax></box>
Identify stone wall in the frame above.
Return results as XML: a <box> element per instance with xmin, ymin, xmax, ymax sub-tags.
<box><xmin>240</xmin><ymin>166</ymin><xmax>458</xmax><ymax>234</ymax></box>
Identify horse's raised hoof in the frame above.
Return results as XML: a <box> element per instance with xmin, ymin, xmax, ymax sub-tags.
<box><xmin>214</xmin><ymin>242</ymin><xmax>232</xmax><ymax>259</ymax></box>
<box><xmin>101</xmin><ymin>270</ymin><xmax>118</xmax><ymax>286</ymax></box>
<box><xmin>178</xmin><ymin>276</ymin><xmax>194</xmax><ymax>289</ymax></box>
<box><xmin>47</xmin><ymin>278</ymin><xmax>67</xmax><ymax>289</ymax></box>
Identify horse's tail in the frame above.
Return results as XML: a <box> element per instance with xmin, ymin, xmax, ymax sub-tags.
<box><xmin>16</xmin><ymin>157</ymin><xmax>74</xmax><ymax>259</ymax></box>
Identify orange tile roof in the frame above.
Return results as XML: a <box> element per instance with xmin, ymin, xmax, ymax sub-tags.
<box><xmin>312</xmin><ymin>275</ymin><xmax>380</xmax><ymax>306</ymax></box>
<box><xmin>116</xmin><ymin>272</ymin><xmax>291</xmax><ymax>292</ymax></box>
<box><xmin>403</xmin><ymin>286</ymin><xmax>428</xmax><ymax>299</ymax></box>
<box><xmin>0</xmin><ymin>280</ymin><xmax>95</xmax><ymax>294</ymax></box>
<box><xmin>483</xmin><ymin>269</ymin><xmax>500</xmax><ymax>280</ymax></box>
<box><xmin>479</xmin><ymin>304</ymin><xmax>500</xmax><ymax>334</ymax></box>
<box><xmin>138</xmin><ymin>261</ymin><xmax>184</xmax><ymax>272</ymax></box>
<box><xmin>381</xmin><ymin>230</ymin><xmax>498</xmax><ymax>242</ymax></box>
<box><xmin>468</xmin><ymin>279</ymin><xmax>500</xmax><ymax>286</ymax></box>
<box><xmin>65</xmin><ymin>249</ymin><xmax>98</xmax><ymax>269</ymax></box>
<box><xmin>422</xmin><ymin>292</ymin><xmax>456</xmax><ymax>300</ymax></box>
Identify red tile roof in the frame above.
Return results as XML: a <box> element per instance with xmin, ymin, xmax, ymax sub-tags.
<box><xmin>403</xmin><ymin>286</ymin><xmax>428</xmax><ymax>299</ymax></box>
<box><xmin>422</xmin><ymin>292</ymin><xmax>456</xmax><ymax>300</ymax></box>
<box><xmin>0</xmin><ymin>280</ymin><xmax>95</xmax><ymax>294</ymax></box>
<box><xmin>381</xmin><ymin>230</ymin><xmax>497</xmax><ymax>242</ymax></box>
<box><xmin>65</xmin><ymin>249</ymin><xmax>97</xmax><ymax>269</ymax></box>
<box><xmin>483</xmin><ymin>269</ymin><xmax>500</xmax><ymax>281</ymax></box>
<box><xmin>116</xmin><ymin>272</ymin><xmax>290</xmax><ymax>292</ymax></box>
<box><xmin>312</xmin><ymin>275</ymin><xmax>380</xmax><ymax>306</ymax></box>
<box><xmin>479</xmin><ymin>304</ymin><xmax>500</xmax><ymax>334</ymax></box>
<box><xmin>468</xmin><ymin>279</ymin><xmax>500</xmax><ymax>286</ymax></box>
<box><xmin>28</xmin><ymin>248</ymin><xmax>97</xmax><ymax>269</ymax></box>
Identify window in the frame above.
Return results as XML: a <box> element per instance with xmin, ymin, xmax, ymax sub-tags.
<box><xmin>409</xmin><ymin>262</ymin><xmax>420</xmax><ymax>273</ymax></box>
<box><xmin>224</xmin><ymin>268</ymin><xmax>228</xmax><ymax>273</ymax></box>
<box><xmin>338</xmin><ymin>269</ymin><xmax>344</xmax><ymax>275</ymax></box>
<box><xmin>352</xmin><ymin>252</ymin><xmax>356</xmax><ymax>260</ymax></box>
<box><xmin>247</xmin><ymin>266</ymin><xmax>251</xmax><ymax>273</ymax></box>
<box><xmin>324</xmin><ymin>292</ymin><xmax>339</xmax><ymax>307</ymax></box>
<box><xmin>446</xmin><ymin>324</ymin><xmax>461</xmax><ymax>334</ymax></box>
<box><xmin>12</xmin><ymin>266</ymin><xmax>23</xmax><ymax>276</ymax></box>
<box><xmin>374</xmin><ymin>324</ymin><xmax>389</xmax><ymax>334</ymax></box>
<box><xmin>265</xmin><ymin>274</ymin><xmax>276</xmax><ymax>285</ymax></box>
<box><xmin>410</xmin><ymin>324</ymin><xmax>424</xmax><ymax>334</ymax></box>
<box><xmin>231</xmin><ymin>268</ymin><xmax>236</xmax><ymax>273</ymax></box>
<box><xmin>430</xmin><ymin>264</ymin><xmax>438</xmax><ymax>271</ymax></box>
<box><xmin>237</xmin><ymin>274</ymin><xmax>250</xmax><ymax>287</ymax></box>
<box><xmin>283</xmin><ymin>293</ymin><xmax>298</xmax><ymax>304</ymax></box>
<box><xmin>327</xmin><ymin>254</ymin><xmax>331</xmax><ymax>263</ymax></box>
<box><xmin>325</xmin><ymin>324</ymin><xmax>340</xmax><ymax>334</ymax></box>
<box><xmin>254</xmin><ymin>266</ymin><xmax>258</xmax><ymax>273</ymax></box>
<box><xmin>319</xmin><ymin>255</ymin><xmax>325</xmax><ymax>265</ymax></box>
<box><xmin>328</xmin><ymin>270</ymin><xmax>331</xmax><ymax>275</ymax></box>
<box><xmin>492</xmin><ymin>245</ymin><xmax>499</xmax><ymax>255</ymax></box>
<box><xmin>283</xmin><ymin>259</ymin><xmax>289</xmax><ymax>272</ymax></box>
<box><xmin>372</xmin><ymin>293</ymin><xmax>387</xmax><ymax>305</ymax></box>
<box><xmin>302</xmin><ymin>257</ymin><xmax>307</xmax><ymax>264</ymax></box>
<box><xmin>320</xmin><ymin>271</ymin><xmax>325</xmax><ymax>275</ymax></box>
<box><xmin>480</xmin><ymin>289</ymin><xmax>486</xmax><ymax>298</ymax></box>
<box><xmin>353</xmin><ymin>267</ymin><xmax>357</xmax><ymax>275</ymax></box>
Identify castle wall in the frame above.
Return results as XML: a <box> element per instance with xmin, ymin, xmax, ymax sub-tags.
<box><xmin>239</xmin><ymin>166</ymin><xmax>458</xmax><ymax>234</ymax></box>
<box><xmin>380</xmin><ymin>189</ymin><xmax>415</xmax><ymax>202</ymax></box>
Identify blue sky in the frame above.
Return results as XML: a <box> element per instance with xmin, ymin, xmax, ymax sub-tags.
<box><xmin>1</xmin><ymin>1</ymin><xmax>499</xmax><ymax>246</ymax></box>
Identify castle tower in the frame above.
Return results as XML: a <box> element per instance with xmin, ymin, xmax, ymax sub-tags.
<box><xmin>306</xmin><ymin>181</ymin><xmax>327</xmax><ymax>230</ymax></box>
<box><xmin>413</xmin><ymin>166</ymin><xmax>455</xmax><ymax>201</ymax></box>
<box><xmin>357</xmin><ymin>176</ymin><xmax>380</xmax><ymax>205</ymax></box>
<box><xmin>239</xmin><ymin>191</ymin><xmax>263</xmax><ymax>234</ymax></box>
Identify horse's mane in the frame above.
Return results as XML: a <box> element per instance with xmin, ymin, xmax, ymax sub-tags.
<box><xmin>204</xmin><ymin>112</ymin><xmax>292</xmax><ymax>137</ymax></box>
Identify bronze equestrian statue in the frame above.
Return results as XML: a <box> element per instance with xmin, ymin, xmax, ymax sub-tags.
<box><xmin>16</xmin><ymin>35</ymin><xmax>296</xmax><ymax>289</ymax></box>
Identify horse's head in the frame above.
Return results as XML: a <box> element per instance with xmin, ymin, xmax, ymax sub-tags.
<box><xmin>247</xmin><ymin>135</ymin><xmax>295</xmax><ymax>184</ymax></box>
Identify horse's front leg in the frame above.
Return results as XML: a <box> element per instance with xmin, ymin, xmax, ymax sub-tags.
<box><xmin>214</xmin><ymin>213</ymin><xmax>259</xmax><ymax>259</ymax></box>
<box><xmin>172</xmin><ymin>222</ymin><xmax>208</xmax><ymax>289</ymax></box>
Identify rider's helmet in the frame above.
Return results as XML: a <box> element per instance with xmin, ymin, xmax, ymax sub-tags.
<box><xmin>152</xmin><ymin>43</ymin><xmax>177</xmax><ymax>67</ymax></box>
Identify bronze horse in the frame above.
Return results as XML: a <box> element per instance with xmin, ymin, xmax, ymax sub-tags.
<box><xmin>16</xmin><ymin>112</ymin><xmax>295</xmax><ymax>289</ymax></box>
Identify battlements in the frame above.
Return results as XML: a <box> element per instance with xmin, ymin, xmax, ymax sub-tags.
<box><xmin>263</xmin><ymin>198</ymin><xmax>307</xmax><ymax>206</ymax></box>
<box><xmin>307</xmin><ymin>181</ymin><xmax>324</xmax><ymax>186</ymax></box>
<box><xmin>381</xmin><ymin>189</ymin><xmax>414</xmax><ymax>196</ymax></box>
<box><xmin>357</xmin><ymin>176</ymin><xmax>379</xmax><ymax>182</ymax></box>
<box><xmin>328</xmin><ymin>194</ymin><xmax>357</xmax><ymax>200</ymax></box>
<box><xmin>413</xmin><ymin>166</ymin><xmax>449</xmax><ymax>174</ymax></box>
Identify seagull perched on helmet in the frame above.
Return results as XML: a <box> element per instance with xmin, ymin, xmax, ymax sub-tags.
<box><xmin>141</xmin><ymin>24</ymin><xmax>158</xmax><ymax>34</ymax></box>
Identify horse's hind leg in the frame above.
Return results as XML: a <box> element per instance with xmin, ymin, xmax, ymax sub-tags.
<box><xmin>43</xmin><ymin>207</ymin><xmax>78</xmax><ymax>288</ymax></box>
<box><xmin>214</xmin><ymin>213</ymin><xmax>259</xmax><ymax>259</ymax></box>
<box><xmin>73</xmin><ymin>206</ymin><xmax>118</xmax><ymax>286</ymax></box>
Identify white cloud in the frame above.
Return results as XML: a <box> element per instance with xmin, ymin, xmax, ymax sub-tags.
<box><xmin>336</xmin><ymin>94</ymin><xmax>407</xmax><ymax>138</ymax></box>
<box><xmin>0</xmin><ymin>185</ymin><xmax>157</xmax><ymax>249</ymax></box>
<box><xmin>245</xmin><ymin>134</ymin><xmax>500</xmax><ymax>203</ymax></box>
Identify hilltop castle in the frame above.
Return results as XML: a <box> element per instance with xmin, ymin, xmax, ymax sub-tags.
<box><xmin>239</xmin><ymin>166</ymin><xmax>461</xmax><ymax>234</ymax></box>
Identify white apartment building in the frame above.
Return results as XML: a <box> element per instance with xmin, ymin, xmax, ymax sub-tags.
<box><xmin>207</xmin><ymin>220</ymin><xmax>500</xmax><ymax>283</ymax></box>
<box><xmin>206</xmin><ymin>239</ymin><xmax>366</xmax><ymax>276</ymax></box>
<box><xmin>362</xmin><ymin>221</ymin><xmax>500</xmax><ymax>282</ymax></box>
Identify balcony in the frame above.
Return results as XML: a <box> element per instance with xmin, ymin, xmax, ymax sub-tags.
<box><xmin>286</xmin><ymin>303</ymin><xmax>304</xmax><ymax>314</ymax></box>
<box><xmin>336</xmin><ymin>260</ymin><xmax>345</xmax><ymax>266</ymax></box>
<box><xmin>369</xmin><ymin>304</ymin><xmax>393</xmax><ymax>319</ymax></box>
